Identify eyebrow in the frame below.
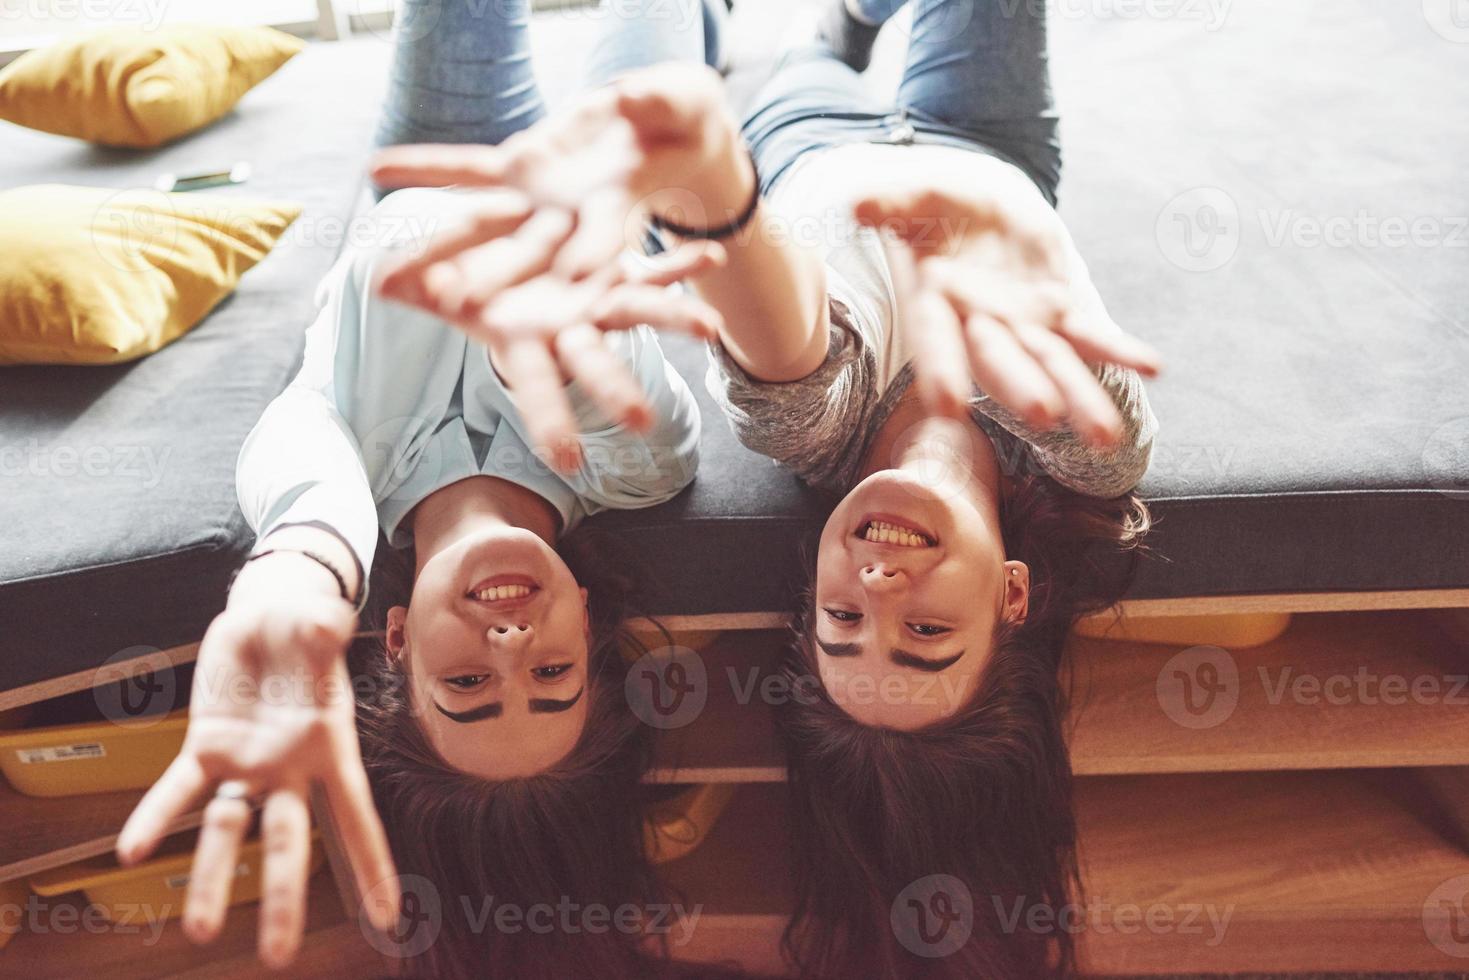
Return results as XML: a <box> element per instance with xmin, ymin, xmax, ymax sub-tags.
<box><xmin>529</xmin><ymin>687</ymin><xmax>585</xmax><ymax>714</ymax></box>
<box><xmin>431</xmin><ymin>686</ymin><xmax>586</xmax><ymax>724</ymax></box>
<box><xmin>816</xmin><ymin>639</ymin><xmax>964</xmax><ymax>673</ymax></box>
<box><xmin>434</xmin><ymin>701</ymin><xmax>502</xmax><ymax>723</ymax></box>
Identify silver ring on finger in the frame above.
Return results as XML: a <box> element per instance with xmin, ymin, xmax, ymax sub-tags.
<box><xmin>212</xmin><ymin>780</ymin><xmax>257</xmax><ymax>804</ymax></box>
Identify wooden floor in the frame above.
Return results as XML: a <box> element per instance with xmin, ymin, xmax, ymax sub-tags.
<box><xmin>1</xmin><ymin>607</ymin><xmax>1466</xmax><ymax>976</ymax></box>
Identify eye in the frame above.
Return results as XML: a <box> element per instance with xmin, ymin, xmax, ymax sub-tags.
<box><xmin>907</xmin><ymin>623</ymin><xmax>952</xmax><ymax>637</ymax></box>
<box><xmin>823</xmin><ymin>608</ymin><xmax>862</xmax><ymax>624</ymax></box>
<box><xmin>444</xmin><ymin>674</ymin><xmax>489</xmax><ymax>690</ymax></box>
<box><xmin>532</xmin><ymin>664</ymin><xmax>573</xmax><ymax>681</ymax></box>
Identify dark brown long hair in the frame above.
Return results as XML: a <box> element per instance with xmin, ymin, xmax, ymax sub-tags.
<box><xmin>349</xmin><ymin>530</ymin><xmax>670</xmax><ymax>980</ymax></box>
<box><xmin>779</xmin><ymin>441</ymin><xmax>1151</xmax><ymax>980</ymax></box>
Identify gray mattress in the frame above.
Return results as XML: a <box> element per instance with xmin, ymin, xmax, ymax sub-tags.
<box><xmin>0</xmin><ymin>39</ymin><xmax>389</xmax><ymax>689</ymax></box>
<box><xmin>2</xmin><ymin>2</ymin><xmax>1466</xmax><ymax>692</ymax></box>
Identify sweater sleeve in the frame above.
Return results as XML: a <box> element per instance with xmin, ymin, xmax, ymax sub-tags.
<box><xmin>235</xmin><ymin>285</ymin><xmax>381</xmax><ymax>575</ymax></box>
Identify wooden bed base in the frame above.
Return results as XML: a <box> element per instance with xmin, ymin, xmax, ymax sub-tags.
<box><xmin>3</xmin><ymin>588</ymin><xmax>1466</xmax><ymax>713</ymax></box>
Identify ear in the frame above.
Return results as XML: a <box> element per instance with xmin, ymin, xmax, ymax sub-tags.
<box><xmin>579</xmin><ymin>587</ymin><xmax>591</xmax><ymax>636</ymax></box>
<box><xmin>386</xmin><ymin>605</ymin><xmax>409</xmax><ymax>660</ymax></box>
<box><xmin>1001</xmin><ymin>561</ymin><xmax>1030</xmax><ymax>625</ymax></box>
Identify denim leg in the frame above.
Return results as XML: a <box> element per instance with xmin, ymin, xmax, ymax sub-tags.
<box><xmin>581</xmin><ymin>0</ymin><xmax>716</xmax><ymax>89</ymax></box>
<box><xmin>740</xmin><ymin>46</ymin><xmax>889</xmax><ymax>190</ymax></box>
<box><xmin>895</xmin><ymin>0</ymin><xmax>1061</xmax><ymax>198</ymax></box>
<box><xmin>375</xmin><ymin>0</ymin><xmax>547</xmax><ymax>148</ymax></box>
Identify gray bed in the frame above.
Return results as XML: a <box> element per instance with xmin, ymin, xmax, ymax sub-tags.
<box><xmin>1</xmin><ymin>1</ymin><xmax>1465</xmax><ymax>692</ymax></box>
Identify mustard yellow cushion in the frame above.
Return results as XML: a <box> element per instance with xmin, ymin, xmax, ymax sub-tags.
<box><xmin>0</xmin><ymin>25</ymin><xmax>304</xmax><ymax>148</ymax></box>
<box><xmin>0</xmin><ymin>185</ymin><xmax>301</xmax><ymax>365</ymax></box>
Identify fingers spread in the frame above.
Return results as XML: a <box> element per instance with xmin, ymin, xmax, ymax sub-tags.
<box><xmin>554</xmin><ymin>323</ymin><xmax>653</xmax><ymax>431</ymax></box>
<box><xmin>553</xmin><ymin>186</ymin><xmax>637</xmax><ymax>281</ymax></box>
<box><xmin>1058</xmin><ymin>315</ymin><xmax>1165</xmax><ymax>377</ymax></box>
<box><xmin>590</xmin><ymin>284</ymin><xmax>723</xmax><ymax>341</ymax></box>
<box><xmin>184</xmin><ymin>783</ymin><xmax>254</xmax><ymax>944</ymax></box>
<box><xmin>378</xmin><ymin>195</ymin><xmax>534</xmax><ymax>306</ymax></box>
<box><xmin>421</xmin><ymin>208</ymin><xmax>576</xmax><ymax>324</ymax></box>
<box><xmin>370</xmin><ymin>144</ymin><xmax>511</xmax><ymax>190</ymax></box>
<box><xmin>1014</xmin><ymin>323</ymin><xmax>1126</xmax><ymax>447</ymax></box>
<box><xmin>881</xmin><ymin>236</ymin><xmax>970</xmax><ymax>418</ymax></box>
<box><xmin>257</xmin><ymin>788</ymin><xmax>312</xmax><ymax>970</ymax></box>
<box><xmin>117</xmin><ymin>753</ymin><xmax>210</xmax><ymax>866</ymax></box>
<box><xmin>624</xmin><ymin>240</ymin><xmax>727</xmax><ymax>288</ymax></box>
<box><xmin>495</xmin><ymin>339</ymin><xmax>582</xmax><ymax>472</ymax></box>
<box><xmin>963</xmin><ymin>312</ymin><xmax>1065</xmax><ymax>429</ymax></box>
<box><xmin>321</xmin><ymin>734</ymin><xmax>400</xmax><ymax>935</ymax></box>
<box><xmin>854</xmin><ymin>188</ymin><xmax>1005</xmax><ymax>257</ymax></box>
<box><xmin>946</xmin><ymin>271</ymin><xmax>1069</xmax><ymax>337</ymax></box>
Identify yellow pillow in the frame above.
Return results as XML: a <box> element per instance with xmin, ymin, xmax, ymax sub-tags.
<box><xmin>0</xmin><ymin>25</ymin><xmax>304</xmax><ymax>147</ymax></box>
<box><xmin>0</xmin><ymin>184</ymin><xmax>301</xmax><ymax>365</ymax></box>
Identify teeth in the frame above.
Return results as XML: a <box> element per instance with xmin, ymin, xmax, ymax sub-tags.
<box><xmin>471</xmin><ymin>584</ymin><xmax>532</xmax><ymax>601</ymax></box>
<box><xmin>862</xmin><ymin>521</ymin><xmax>931</xmax><ymax>548</ymax></box>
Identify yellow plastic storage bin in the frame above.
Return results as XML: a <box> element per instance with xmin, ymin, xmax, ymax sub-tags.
<box><xmin>645</xmin><ymin>784</ymin><xmax>737</xmax><ymax>865</ymax></box>
<box><xmin>29</xmin><ymin>832</ymin><xmax>324</xmax><ymax>923</ymax></box>
<box><xmin>625</xmin><ymin>628</ymin><xmax>725</xmax><ymax>658</ymax></box>
<box><xmin>0</xmin><ymin>708</ymin><xmax>187</xmax><ymax>797</ymax></box>
<box><xmin>1072</xmin><ymin>612</ymin><xmax>1293</xmax><ymax>649</ymax></box>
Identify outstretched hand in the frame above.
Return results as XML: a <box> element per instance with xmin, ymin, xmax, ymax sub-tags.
<box><xmin>854</xmin><ymin>184</ymin><xmax>1162</xmax><ymax>446</ymax></box>
<box><xmin>368</xmin><ymin>65</ymin><xmax>745</xmax><ymax>472</ymax></box>
<box><xmin>116</xmin><ymin>559</ymin><xmax>398</xmax><ymax>968</ymax></box>
<box><xmin>370</xmin><ymin>63</ymin><xmax>738</xmax><ymax>279</ymax></box>
<box><xmin>372</xmin><ymin>189</ymin><xmax>726</xmax><ymax>472</ymax></box>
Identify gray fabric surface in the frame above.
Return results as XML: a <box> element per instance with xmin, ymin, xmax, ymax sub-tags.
<box><xmin>1052</xmin><ymin>1</ymin><xmax>1469</xmax><ymax>600</ymax></box>
<box><xmin>1</xmin><ymin>2</ymin><xmax>1466</xmax><ymax>691</ymax></box>
<box><xmin>0</xmin><ymin>39</ymin><xmax>390</xmax><ymax>688</ymax></box>
<box><xmin>603</xmin><ymin>0</ymin><xmax>1469</xmax><ymax>611</ymax></box>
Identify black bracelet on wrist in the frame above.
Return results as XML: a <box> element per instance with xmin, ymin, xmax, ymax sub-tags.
<box><xmin>231</xmin><ymin>548</ymin><xmax>363</xmax><ymax>610</ymax></box>
<box><xmin>649</xmin><ymin>149</ymin><xmax>761</xmax><ymax>241</ymax></box>
<box><xmin>272</xmin><ymin>520</ymin><xmax>367</xmax><ymax>605</ymax></box>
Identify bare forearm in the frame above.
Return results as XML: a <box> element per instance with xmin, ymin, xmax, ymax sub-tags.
<box><xmin>649</xmin><ymin>115</ymin><xmax>829</xmax><ymax>383</ymax></box>
<box><xmin>236</xmin><ymin>525</ymin><xmax>362</xmax><ymax>607</ymax></box>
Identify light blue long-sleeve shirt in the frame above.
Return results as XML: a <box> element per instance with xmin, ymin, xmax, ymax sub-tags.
<box><xmin>236</xmin><ymin>188</ymin><xmax>701</xmax><ymax>576</ymax></box>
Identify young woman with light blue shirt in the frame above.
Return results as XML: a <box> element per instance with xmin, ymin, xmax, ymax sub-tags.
<box><xmin>115</xmin><ymin>6</ymin><xmax>728</xmax><ymax>976</ymax></box>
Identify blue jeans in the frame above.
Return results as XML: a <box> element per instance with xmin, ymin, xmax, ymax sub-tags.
<box><xmin>744</xmin><ymin>0</ymin><xmax>1060</xmax><ymax>203</ymax></box>
<box><xmin>375</xmin><ymin>0</ymin><xmax>1058</xmax><ymax>203</ymax></box>
<box><xmin>375</xmin><ymin>0</ymin><xmax>718</xmax><ymax>148</ymax></box>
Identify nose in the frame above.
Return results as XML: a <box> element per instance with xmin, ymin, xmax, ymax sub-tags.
<box><xmin>486</xmin><ymin>622</ymin><xmax>533</xmax><ymax>646</ymax></box>
<box><xmin>859</xmin><ymin>563</ymin><xmax>907</xmax><ymax>593</ymax></box>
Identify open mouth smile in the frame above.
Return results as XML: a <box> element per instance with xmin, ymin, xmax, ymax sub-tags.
<box><xmin>855</xmin><ymin>516</ymin><xmax>936</xmax><ymax>548</ymax></box>
<box><xmin>465</xmin><ymin>574</ymin><xmax>541</xmax><ymax>604</ymax></box>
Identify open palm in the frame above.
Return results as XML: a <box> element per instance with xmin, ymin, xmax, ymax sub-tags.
<box><xmin>855</xmin><ymin>184</ymin><xmax>1162</xmax><ymax>446</ymax></box>
<box><xmin>117</xmin><ymin>592</ymin><xmax>397</xmax><ymax>968</ymax></box>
